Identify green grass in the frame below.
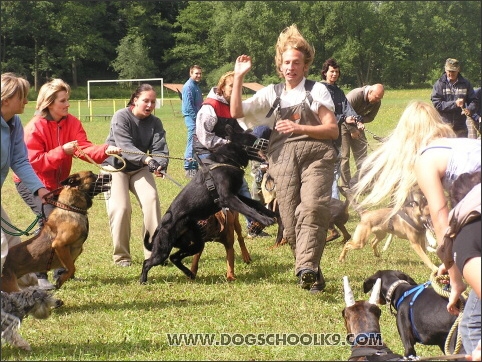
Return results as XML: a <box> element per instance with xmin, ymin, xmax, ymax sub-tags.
<box><xmin>2</xmin><ymin>89</ymin><xmax>445</xmax><ymax>361</ymax></box>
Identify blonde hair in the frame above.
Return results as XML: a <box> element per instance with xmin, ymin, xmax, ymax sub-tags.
<box><xmin>1</xmin><ymin>72</ymin><xmax>30</xmax><ymax>103</ymax></box>
<box><xmin>215</xmin><ymin>71</ymin><xmax>234</xmax><ymax>96</ymax></box>
<box><xmin>36</xmin><ymin>79</ymin><xmax>71</xmax><ymax>117</ymax></box>
<box><xmin>274</xmin><ymin>24</ymin><xmax>315</xmax><ymax>78</ymax></box>
<box><xmin>353</xmin><ymin>101</ymin><xmax>455</xmax><ymax>216</ymax></box>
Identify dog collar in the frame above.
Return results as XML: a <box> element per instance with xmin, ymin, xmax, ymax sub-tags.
<box><xmin>386</xmin><ymin>280</ymin><xmax>411</xmax><ymax>307</ymax></box>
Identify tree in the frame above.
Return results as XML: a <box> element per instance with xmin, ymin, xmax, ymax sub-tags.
<box><xmin>111</xmin><ymin>34</ymin><xmax>157</xmax><ymax>79</ymax></box>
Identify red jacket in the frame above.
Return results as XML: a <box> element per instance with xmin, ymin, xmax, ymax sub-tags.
<box><xmin>13</xmin><ymin>114</ymin><xmax>108</xmax><ymax>190</ymax></box>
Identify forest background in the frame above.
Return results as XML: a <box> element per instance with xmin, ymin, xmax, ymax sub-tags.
<box><xmin>1</xmin><ymin>0</ymin><xmax>481</xmax><ymax>95</ymax></box>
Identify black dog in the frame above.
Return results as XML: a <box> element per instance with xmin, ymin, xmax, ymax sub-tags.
<box><xmin>363</xmin><ymin>270</ymin><xmax>464</xmax><ymax>357</ymax></box>
<box><xmin>139</xmin><ymin>127</ymin><xmax>277</xmax><ymax>283</ymax></box>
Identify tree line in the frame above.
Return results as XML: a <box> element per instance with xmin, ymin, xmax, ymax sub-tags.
<box><xmin>1</xmin><ymin>1</ymin><xmax>480</xmax><ymax>92</ymax></box>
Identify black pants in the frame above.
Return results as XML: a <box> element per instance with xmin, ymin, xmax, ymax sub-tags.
<box><xmin>15</xmin><ymin>180</ymin><xmax>67</xmax><ymax>280</ymax></box>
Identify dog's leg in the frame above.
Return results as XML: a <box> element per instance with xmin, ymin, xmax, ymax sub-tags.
<box><xmin>396</xmin><ymin>311</ymin><xmax>418</xmax><ymax>357</ymax></box>
<box><xmin>51</xmin><ymin>242</ymin><xmax>76</xmax><ymax>289</ymax></box>
<box><xmin>140</xmin><ymin>228</ymin><xmax>172</xmax><ymax>284</ymax></box>
<box><xmin>370</xmin><ymin>231</ymin><xmax>387</xmax><ymax>258</ymax></box>
<box><xmin>382</xmin><ymin>233</ymin><xmax>394</xmax><ymax>252</ymax></box>
<box><xmin>409</xmin><ymin>238</ymin><xmax>438</xmax><ymax>271</ymax></box>
<box><xmin>170</xmin><ymin>240</ymin><xmax>205</xmax><ymax>280</ymax></box>
<box><xmin>336</xmin><ymin>223</ymin><xmax>351</xmax><ymax>243</ymax></box>
<box><xmin>223</xmin><ymin>195</ymin><xmax>276</xmax><ymax>226</ymax></box>
<box><xmin>233</xmin><ymin>212</ymin><xmax>251</xmax><ymax>264</ymax></box>
<box><xmin>338</xmin><ymin>221</ymin><xmax>371</xmax><ymax>262</ymax></box>
<box><xmin>190</xmin><ymin>244</ymin><xmax>205</xmax><ymax>278</ymax></box>
<box><xmin>9</xmin><ymin>330</ymin><xmax>32</xmax><ymax>351</ymax></box>
<box><xmin>1</xmin><ymin>270</ymin><xmax>21</xmax><ymax>292</ymax></box>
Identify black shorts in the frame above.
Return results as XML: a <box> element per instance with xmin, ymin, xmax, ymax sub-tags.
<box><xmin>453</xmin><ymin>218</ymin><xmax>481</xmax><ymax>274</ymax></box>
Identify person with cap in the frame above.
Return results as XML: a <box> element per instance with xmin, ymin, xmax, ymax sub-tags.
<box><xmin>431</xmin><ymin>58</ymin><xmax>478</xmax><ymax>138</ymax></box>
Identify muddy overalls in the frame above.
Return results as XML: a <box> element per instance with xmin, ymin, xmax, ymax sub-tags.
<box><xmin>267</xmin><ymin>84</ymin><xmax>337</xmax><ymax>277</ymax></box>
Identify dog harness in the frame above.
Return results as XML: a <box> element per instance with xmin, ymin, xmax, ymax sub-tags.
<box><xmin>395</xmin><ymin>281</ymin><xmax>432</xmax><ymax>342</ymax></box>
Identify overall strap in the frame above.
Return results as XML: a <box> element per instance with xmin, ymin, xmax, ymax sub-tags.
<box><xmin>304</xmin><ymin>79</ymin><xmax>315</xmax><ymax>105</ymax></box>
<box><xmin>265</xmin><ymin>82</ymin><xmax>284</xmax><ymax>118</ymax></box>
<box><xmin>265</xmin><ymin>79</ymin><xmax>316</xmax><ymax>118</ymax></box>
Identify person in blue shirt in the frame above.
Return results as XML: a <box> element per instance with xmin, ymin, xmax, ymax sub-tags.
<box><xmin>1</xmin><ymin>72</ymin><xmax>49</xmax><ymax>288</ymax></box>
<box><xmin>181</xmin><ymin>65</ymin><xmax>203</xmax><ymax>178</ymax></box>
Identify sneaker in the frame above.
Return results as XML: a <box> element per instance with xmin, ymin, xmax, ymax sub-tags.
<box><xmin>298</xmin><ymin>269</ymin><xmax>317</xmax><ymax>290</ymax></box>
<box><xmin>116</xmin><ymin>260</ymin><xmax>132</xmax><ymax>267</ymax></box>
<box><xmin>37</xmin><ymin>278</ymin><xmax>56</xmax><ymax>290</ymax></box>
<box><xmin>309</xmin><ymin>269</ymin><xmax>326</xmax><ymax>294</ymax></box>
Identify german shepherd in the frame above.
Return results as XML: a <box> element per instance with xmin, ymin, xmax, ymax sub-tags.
<box><xmin>1</xmin><ymin>171</ymin><xmax>111</xmax><ymax>292</ymax></box>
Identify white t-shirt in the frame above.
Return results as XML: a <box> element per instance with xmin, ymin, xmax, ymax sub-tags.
<box><xmin>239</xmin><ymin>78</ymin><xmax>335</xmax><ymax>129</ymax></box>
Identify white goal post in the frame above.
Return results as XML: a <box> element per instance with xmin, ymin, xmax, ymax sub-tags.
<box><xmin>87</xmin><ymin>78</ymin><xmax>164</xmax><ymax>107</ymax></box>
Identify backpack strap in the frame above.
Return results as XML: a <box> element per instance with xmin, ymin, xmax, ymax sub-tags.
<box><xmin>265</xmin><ymin>82</ymin><xmax>284</xmax><ymax>118</ymax></box>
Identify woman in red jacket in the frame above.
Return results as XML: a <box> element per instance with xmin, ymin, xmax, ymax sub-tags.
<box><xmin>13</xmin><ymin>78</ymin><xmax>121</xmax><ymax>290</ymax></box>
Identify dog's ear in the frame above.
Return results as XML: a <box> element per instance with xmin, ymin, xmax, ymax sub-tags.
<box><xmin>394</xmin><ymin>270</ymin><xmax>417</xmax><ymax>285</ymax></box>
<box><xmin>225</xmin><ymin>124</ymin><xmax>234</xmax><ymax>139</ymax></box>
<box><xmin>362</xmin><ymin>277</ymin><xmax>375</xmax><ymax>294</ymax></box>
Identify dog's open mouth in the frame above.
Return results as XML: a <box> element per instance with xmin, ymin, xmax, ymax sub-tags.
<box><xmin>90</xmin><ymin>173</ymin><xmax>112</xmax><ymax>199</ymax></box>
<box><xmin>244</xmin><ymin>138</ymin><xmax>269</xmax><ymax>162</ymax></box>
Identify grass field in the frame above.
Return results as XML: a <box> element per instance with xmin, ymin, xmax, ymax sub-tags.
<box><xmin>2</xmin><ymin>89</ymin><xmax>449</xmax><ymax>361</ymax></box>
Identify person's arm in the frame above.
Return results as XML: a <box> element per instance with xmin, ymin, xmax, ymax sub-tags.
<box><xmin>274</xmin><ymin>106</ymin><xmax>338</xmax><ymax>140</ymax></box>
<box><xmin>230</xmin><ymin>55</ymin><xmax>252</xmax><ymax>118</ymax></box>
<box><xmin>9</xmin><ymin>118</ymin><xmax>46</xmax><ymax>194</ymax></box>
<box><xmin>196</xmin><ymin>106</ymin><xmax>227</xmax><ymax>150</ymax></box>
<box><xmin>415</xmin><ymin>151</ymin><xmax>466</xmax><ymax>315</ymax></box>
<box><xmin>149</xmin><ymin>117</ymin><xmax>169</xmax><ymax>170</ymax></box>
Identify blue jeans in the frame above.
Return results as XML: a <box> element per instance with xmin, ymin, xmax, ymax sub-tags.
<box><xmin>460</xmin><ymin>290</ymin><xmax>481</xmax><ymax>353</ymax></box>
<box><xmin>183</xmin><ymin>116</ymin><xmax>198</xmax><ymax>170</ymax></box>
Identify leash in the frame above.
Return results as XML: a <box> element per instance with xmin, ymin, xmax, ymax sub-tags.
<box><xmin>430</xmin><ymin>270</ymin><xmax>467</xmax><ymax>355</ymax></box>
<box><xmin>0</xmin><ymin>214</ymin><xmax>43</xmax><ymax>236</ymax></box>
<box><xmin>159</xmin><ymin>170</ymin><xmax>183</xmax><ymax>188</ymax></box>
<box><xmin>409</xmin><ymin>353</ymin><xmax>468</xmax><ymax>361</ymax></box>
<box><xmin>74</xmin><ymin>145</ymin><xmax>126</xmax><ymax>172</ymax></box>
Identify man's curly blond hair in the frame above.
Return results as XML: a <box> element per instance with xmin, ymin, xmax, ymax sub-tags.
<box><xmin>274</xmin><ymin>24</ymin><xmax>315</xmax><ymax>78</ymax></box>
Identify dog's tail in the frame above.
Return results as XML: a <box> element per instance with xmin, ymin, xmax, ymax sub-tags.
<box><xmin>143</xmin><ymin>231</ymin><xmax>153</xmax><ymax>251</ymax></box>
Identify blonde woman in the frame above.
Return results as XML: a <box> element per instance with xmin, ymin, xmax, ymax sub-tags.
<box><xmin>13</xmin><ymin>78</ymin><xmax>121</xmax><ymax>289</ymax></box>
<box><xmin>1</xmin><ymin>72</ymin><xmax>49</xmax><ymax>288</ymax></box>
<box><xmin>352</xmin><ymin>100</ymin><xmax>480</xmax><ymax>355</ymax></box>
<box><xmin>230</xmin><ymin>25</ymin><xmax>338</xmax><ymax>293</ymax></box>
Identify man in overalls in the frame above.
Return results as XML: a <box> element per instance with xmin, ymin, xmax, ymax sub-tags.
<box><xmin>229</xmin><ymin>25</ymin><xmax>338</xmax><ymax>293</ymax></box>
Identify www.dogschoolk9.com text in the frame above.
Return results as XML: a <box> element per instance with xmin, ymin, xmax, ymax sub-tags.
<box><xmin>167</xmin><ymin>333</ymin><xmax>382</xmax><ymax>347</ymax></box>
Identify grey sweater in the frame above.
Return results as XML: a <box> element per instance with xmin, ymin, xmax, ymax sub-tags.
<box><xmin>103</xmin><ymin>107</ymin><xmax>169</xmax><ymax>172</ymax></box>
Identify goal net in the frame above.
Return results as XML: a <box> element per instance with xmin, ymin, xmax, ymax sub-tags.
<box><xmin>87</xmin><ymin>78</ymin><xmax>164</xmax><ymax>108</ymax></box>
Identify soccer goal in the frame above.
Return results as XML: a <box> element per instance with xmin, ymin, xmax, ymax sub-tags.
<box><xmin>87</xmin><ymin>78</ymin><xmax>164</xmax><ymax>107</ymax></box>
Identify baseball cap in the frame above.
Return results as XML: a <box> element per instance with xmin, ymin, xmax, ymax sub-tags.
<box><xmin>445</xmin><ymin>58</ymin><xmax>460</xmax><ymax>72</ymax></box>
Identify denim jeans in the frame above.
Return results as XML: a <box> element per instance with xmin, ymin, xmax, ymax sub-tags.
<box><xmin>183</xmin><ymin>116</ymin><xmax>198</xmax><ymax>170</ymax></box>
<box><xmin>460</xmin><ymin>290</ymin><xmax>481</xmax><ymax>353</ymax></box>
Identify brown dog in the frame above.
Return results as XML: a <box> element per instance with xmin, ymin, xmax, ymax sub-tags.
<box><xmin>190</xmin><ymin>209</ymin><xmax>251</xmax><ymax>281</ymax></box>
<box><xmin>339</xmin><ymin>188</ymin><xmax>437</xmax><ymax>271</ymax></box>
<box><xmin>1</xmin><ymin>171</ymin><xmax>111</xmax><ymax>292</ymax></box>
